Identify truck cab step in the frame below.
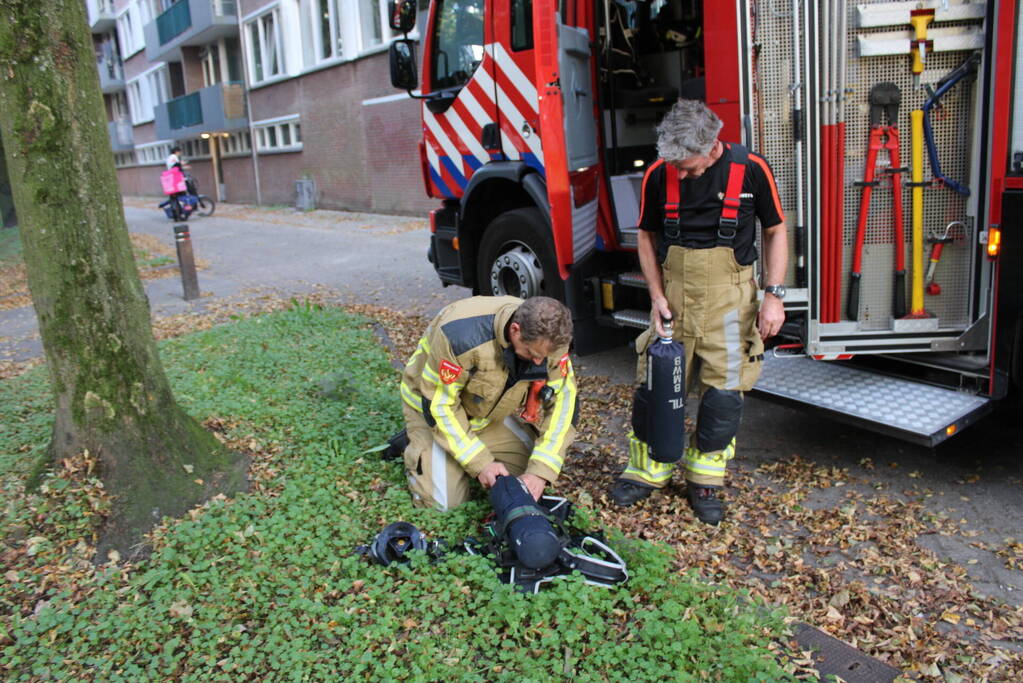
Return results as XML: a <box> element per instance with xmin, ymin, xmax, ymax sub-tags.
<box><xmin>611</xmin><ymin>308</ymin><xmax>650</xmax><ymax>330</ymax></box>
<box><xmin>752</xmin><ymin>354</ymin><xmax>994</xmax><ymax>447</ymax></box>
<box><xmin>618</xmin><ymin>271</ymin><xmax>647</xmax><ymax>288</ymax></box>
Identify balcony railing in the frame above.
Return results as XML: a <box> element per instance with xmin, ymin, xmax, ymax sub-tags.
<box><xmin>146</xmin><ymin>1</ymin><xmax>239</xmax><ymax>62</ymax></box>
<box><xmin>156</xmin><ymin>82</ymin><xmax>248</xmax><ymax>140</ymax></box>
<box><xmin>168</xmin><ymin>92</ymin><xmax>203</xmax><ymax>130</ymax></box>
<box><xmin>157</xmin><ymin>1</ymin><xmax>192</xmax><ymax>45</ymax></box>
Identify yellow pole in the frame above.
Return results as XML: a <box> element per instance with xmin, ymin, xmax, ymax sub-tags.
<box><xmin>910</xmin><ymin>109</ymin><xmax>925</xmax><ymax>316</ymax></box>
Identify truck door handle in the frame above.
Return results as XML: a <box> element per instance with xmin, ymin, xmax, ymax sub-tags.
<box><xmin>481</xmin><ymin>123</ymin><xmax>501</xmax><ymax>151</ymax></box>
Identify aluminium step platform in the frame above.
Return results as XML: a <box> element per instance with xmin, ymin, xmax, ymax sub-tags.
<box><xmin>752</xmin><ymin>353</ymin><xmax>994</xmax><ymax>447</ymax></box>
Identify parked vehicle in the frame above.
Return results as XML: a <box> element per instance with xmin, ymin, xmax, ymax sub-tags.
<box><xmin>160</xmin><ymin>173</ymin><xmax>214</xmax><ymax>221</ymax></box>
<box><xmin>388</xmin><ymin>0</ymin><xmax>1022</xmax><ymax>446</ymax></box>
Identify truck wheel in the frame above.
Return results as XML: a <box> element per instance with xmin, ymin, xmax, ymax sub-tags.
<box><xmin>477</xmin><ymin>207</ymin><xmax>565</xmax><ymax>300</ymax></box>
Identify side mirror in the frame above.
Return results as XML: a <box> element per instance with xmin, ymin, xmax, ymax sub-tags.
<box><xmin>389</xmin><ymin>39</ymin><xmax>418</xmax><ymax>91</ymax></box>
<box><xmin>388</xmin><ymin>0</ymin><xmax>417</xmax><ymax>34</ymax></box>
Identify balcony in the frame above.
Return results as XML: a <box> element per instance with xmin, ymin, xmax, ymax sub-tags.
<box><xmin>108</xmin><ymin>118</ymin><xmax>133</xmax><ymax>152</ymax></box>
<box><xmin>97</xmin><ymin>56</ymin><xmax>124</xmax><ymax>93</ymax></box>
<box><xmin>154</xmin><ymin>82</ymin><xmax>248</xmax><ymax>141</ymax></box>
<box><xmin>86</xmin><ymin>0</ymin><xmax>117</xmax><ymax>33</ymax></box>
<box><xmin>144</xmin><ymin>1</ymin><xmax>238</xmax><ymax>63</ymax></box>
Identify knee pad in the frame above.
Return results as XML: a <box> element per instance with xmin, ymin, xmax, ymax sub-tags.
<box><xmin>696</xmin><ymin>388</ymin><xmax>743</xmax><ymax>452</ymax></box>
<box><xmin>489</xmin><ymin>476</ymin><xmax>563</xmax><ymax>569</ymax></box>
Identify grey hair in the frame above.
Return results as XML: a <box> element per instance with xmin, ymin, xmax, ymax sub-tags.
<box><xmin>655</xmin><ymin>99</ymin><xmax>723</xmax><ymax>162</ymax></box>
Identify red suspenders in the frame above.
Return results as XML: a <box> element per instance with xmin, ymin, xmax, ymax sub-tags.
<box><xmin>663</xmin><ymin>144</ymin><xmax>749</xmax><ymax>246</ymax></box>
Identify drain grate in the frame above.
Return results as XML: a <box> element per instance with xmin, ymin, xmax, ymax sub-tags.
<box><xmin>791</xmin><ymin>622</ymin><xmax>902</xmax><ymax>682</ymax></box>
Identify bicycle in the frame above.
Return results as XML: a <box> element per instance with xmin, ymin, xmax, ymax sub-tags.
<box><xmin>159</xmin><ymin>173</ymin><xmax>215</xmax><ymax>221</ymax></box>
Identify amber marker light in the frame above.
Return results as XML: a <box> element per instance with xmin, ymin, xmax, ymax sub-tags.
<box><xmin>987</xmin><ymin>227</ymin><xmax>1001</xmax><ymax>259</ymax></box>
<box><xmin>946</xmin><ymin>424</ymin><xmax>957</xmax><ymax>436</ymax></box>
<box><xmin>452</xmin><ymin>237</ymin><xmax>460</xmax><ymax>251</ymax></box>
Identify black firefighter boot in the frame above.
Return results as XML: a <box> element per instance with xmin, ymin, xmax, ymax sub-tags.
<box><xmin>609</xmin><ymin>479</ymin><xmax>655</xmax><ymax>507</ymax></box>
<box><xmin>686</xmin><ymin>483</ymin><xmax>725</xmax><ymax>525</ymax></box>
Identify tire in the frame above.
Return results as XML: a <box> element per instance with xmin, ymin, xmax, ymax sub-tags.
<box><xmin>196</xmin><ymin>195</ymin><xmax>215</xmax><ymax>217</ymax></box>
<box><xmin>476</xmin><ymin>207</ymin><xmax>565</xmax><ymax>301</ymax></box>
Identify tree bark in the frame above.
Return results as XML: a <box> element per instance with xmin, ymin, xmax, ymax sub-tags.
<box><xmin>0</xmin><ymin>0</ymin><xmax>246</xmax><ymax>558</ymax></box>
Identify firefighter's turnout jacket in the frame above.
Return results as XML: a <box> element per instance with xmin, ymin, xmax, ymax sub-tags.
<box><xmin>621</xmin><ymin>143</ymin><xmax>785</xmax><ymax>489</ymax></box>
<box><xmin>400</xmin><ymin>296</ymin><xmax>577</xmax><ymax>510</ymax></box>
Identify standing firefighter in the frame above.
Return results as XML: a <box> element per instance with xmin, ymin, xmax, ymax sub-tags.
<box><xmin>610</xmin><ymin>99</ymin><xmax>788</xmax><ymax>524</ymax></box>
<box><xmin>400</xmin><ymin>296</ymin><xmax>577</xmax><ymax>510</ymax></box>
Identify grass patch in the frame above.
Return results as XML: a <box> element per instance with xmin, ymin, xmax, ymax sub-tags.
<box><xmin>0</xmin><ymin>304</ymin><xmax>793</xmax><ymax>680</ymax></box>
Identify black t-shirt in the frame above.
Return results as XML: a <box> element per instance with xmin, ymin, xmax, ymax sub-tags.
<box><xmin>638</xmin><ymin>144</ymin><xmax>785</xmax><ymax>265</ymax></box>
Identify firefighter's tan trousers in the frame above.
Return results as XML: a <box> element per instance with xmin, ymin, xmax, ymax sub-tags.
<box><xmin>621</xmin><ymin>246</ymin><xmax>764</xmax><ymax>488</ymax></box>
<box><xmin>402</xmin><ymin>404</ymin><xmax>537</xmax><ymax>510</ymax></box>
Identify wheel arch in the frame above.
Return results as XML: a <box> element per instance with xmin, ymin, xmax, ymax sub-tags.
<box><xmin>459</xmin><ymin>162</ymin><xmax>549</xmax><ymax>291</ymax></box>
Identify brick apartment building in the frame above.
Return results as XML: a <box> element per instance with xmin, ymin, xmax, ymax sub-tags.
<box><xmin>87</xmin><ymin>0</ymin><xmax>433</xmax><ymax>215</ymax></box>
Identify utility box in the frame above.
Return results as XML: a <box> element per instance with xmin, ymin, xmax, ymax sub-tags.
<box><xmin>295</xmin><ymin>178</ymin><xmax>316</xmax><ymax>211</ymax></box>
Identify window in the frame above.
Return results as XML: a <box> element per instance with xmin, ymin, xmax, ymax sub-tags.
<box><xmin>300</xmin><ymin>0</ymin><xmax>343</xmax><ymax>67</ymax></box>
<box><xmin>126</xmin><ymin>65</ymin><xmax>169</xmax><ymax>124</ymax></box>
<box><xmin>114</xmin><ymin>151</ymin><xmax>135</xmax><ymax>167</ymax></box>
<box><xmin>116</xmin><ymin>2</ymin><xmax>145</xmax><ymax>57</ymax></box>
<box><xmin>431</xmin><ymin>0</ymin><xmax>484</xmax><ymax>90</ymax></box>
<box><xmin>511</xmin><ymin>0</ymin><xmax>533</xmax><ymax>51</ymax></box>
<box><xmin>201</xmin><ymin>37</ymin><xmax>243</xmax><ymax>87</ymax></box>
<box><xmin>253</xmin><ymin>116</ymin><xmax>302</xmax><ymax>153</ymax></box>
<box><xmin>111</xmin><ymin>91</ymin><xmax>130</xmax><ymax>121</ymax></box>
<box><xmin>221</xmin><ymin>131</ymin><xmax>252</xmax><ymax>157</ymax></box>
<box><xmin>245</xmin><ymin>8</ymin><xmax>284</xmax><ymax>83</ymax></box>
<box><xmin>181</xmin><ymin>138</ymin><xmax>211</xmax><ymax>160</ymax></box>
<box><xmin>135</xmin><ymin>140</ymin><xmax>174</xmax><ymax>166</ymax></box>
<box><xmin>357</xmin><ymin>0</ymin><xmax>400</xmax><ymax>50</ymax></box>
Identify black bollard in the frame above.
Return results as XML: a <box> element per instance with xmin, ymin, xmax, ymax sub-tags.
<box><xmin>172</xmin><ymin>223</ymin><xmax>200</xmax><ymax>301</ymax></box>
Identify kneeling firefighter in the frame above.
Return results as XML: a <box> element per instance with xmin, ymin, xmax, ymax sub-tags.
<box><xmin>399</xmin><ymin>296</ymin><xmax>577</xmax><ymax>510</ymax></box>
<box><xmin>610</xmin><ymin>99</ymin><xmax>788</xmax><ymax>524</ymax></box>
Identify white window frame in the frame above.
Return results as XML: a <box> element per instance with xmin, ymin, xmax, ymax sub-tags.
<box><xmin>221</xmin><ymin>130</ymin><xmax>253</xmax><ymax>157</ymax></box>
<box><xmin>253</xmin><ymin>114</ymin><xmax>302</xmax><ymax>154</ymax></box>
<box><xmin>298</xmin><ymin>0</ymin><xmax>344</xmax><ymax>68</ymax></box>
<box><xmin>355</xmin><ymin>0</ymin><xmax>397</xmax><ymax>52</ymax></box>
<box><xmin>113</xmin><ymin>151</ymin><xmax>135</xmax><ymax>168</ymax></box>
<box><xmin>116</xmin><ymin>3</ymin><xmax>145</xmax><ymax>58</ymax></box>
<box><xmin>134</xmin><ymin>140</ymin><xmax>175</xmax><ymax>166</ymax></box>
<box><xmin>180</xmin><ymin>138</ymin><xmax>212</xmax><ymax>161</ymax></box>
<box><xmin>125</xmin><ymin>63</ymin><xmax>169</xmax><ymax>125</ymax></box>
<box><xmin>243</xmin><ymin>5</ymin><xmax>286</xmax><ymax>85</ymax></box>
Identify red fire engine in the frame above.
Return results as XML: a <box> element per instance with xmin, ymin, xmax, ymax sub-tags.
<box><xmin>388</xmin><ymin>0</ymin><xmax>1022</xmax><ymax>446</ymax></box>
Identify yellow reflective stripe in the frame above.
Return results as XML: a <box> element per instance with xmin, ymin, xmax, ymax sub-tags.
<box><xmin>531</xmin><ymin>374</ymin><xmax>577</xmax><ymax>474</ymax></box>
<box><xmin>683</xmin><ymin>446</ymin><xmax>728</xmax><ymax>476</ymax></box>
<box><xmin>468</xmin><ymin>417</ymin><xmax>490</xmax><ymax>431</ymax></box>
<box><xmin>623</xmin><ymin>432</ymin><xmax>673</xmax><ymax>484</ymax></box>
<box><xmin>422</xmin><ymin>364</ymin><xmax>441</xmax><ymax>384</ymax></box>
<box><xmin>429</xmin><ymin>374</ymin><xmax>485</xmax><ymax>466</ymax></box>
<box><xmin>400</xmin><ymin>380</ymin><xmax>422</xmax><ymax>412</ymax></box>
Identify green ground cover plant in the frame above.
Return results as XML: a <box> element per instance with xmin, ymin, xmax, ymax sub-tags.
<box><xmin>0</xmin><ymin>304</ymin><xmax>793</xmax><ymax>680</ymax></box>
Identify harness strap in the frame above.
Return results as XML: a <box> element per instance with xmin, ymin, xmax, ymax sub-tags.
<box><xmin>661</xmin><ymin>143</ymin><xmax>750</xmax><ymax>248</ymax></box>
<box><xmin>718</xmin><ymin>144</ymin><xmax>749</xmax><ymax>246</ymax></box>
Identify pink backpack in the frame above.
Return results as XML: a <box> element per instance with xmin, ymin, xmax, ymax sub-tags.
<box><xmin>161</xmin><ymin>168</ymin><xmax>186</xmax><ymax>195</ymax></box>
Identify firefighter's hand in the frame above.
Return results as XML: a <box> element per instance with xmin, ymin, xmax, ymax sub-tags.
<box><xmin>651</xmin><ymin>297</ymin><xmax>673</xmax><ymax>337</ymax></box>
<box><xmin>477</xmin><ymin>461</ymin><xmax>510</xmax><ymax>489</ymax></box>
<box><xmin>758</xmin><ymin>295</ymin><xmax>785</xmax><ymax>340</ymax></box>
<box><xmin>518</xmin><ymin>473</ymin><xmax>547</xmax><ymax>501</ymax></box>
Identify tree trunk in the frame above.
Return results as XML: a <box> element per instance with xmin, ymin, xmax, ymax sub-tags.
<box><xmin>0</xmin><ymin>0</ymin><xmax>246</xmax><ymax>558</ymax></box>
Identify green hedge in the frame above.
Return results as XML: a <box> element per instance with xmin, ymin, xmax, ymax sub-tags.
<box><xmin>0</xmin><ymin>305</ymin><xmax>793</xmax><ymax>681</ymax></box>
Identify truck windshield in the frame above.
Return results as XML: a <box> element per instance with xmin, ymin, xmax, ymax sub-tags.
<box><xmin>431</xmin><ymin>0</ymin><xmax>485</xmax><ymax>90</ymax></box>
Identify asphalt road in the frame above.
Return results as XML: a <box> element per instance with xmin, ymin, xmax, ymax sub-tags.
<box><xmin>2</xmin><ymin>198</ymin><xmax>1021</xmax><ymax>610</ymax></box>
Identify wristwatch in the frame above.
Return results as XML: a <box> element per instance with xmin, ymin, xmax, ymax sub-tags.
<box><xmin>764</xmin><ymin>284</ymin><xmax>787</xmax><ymax>300</ymax></box>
